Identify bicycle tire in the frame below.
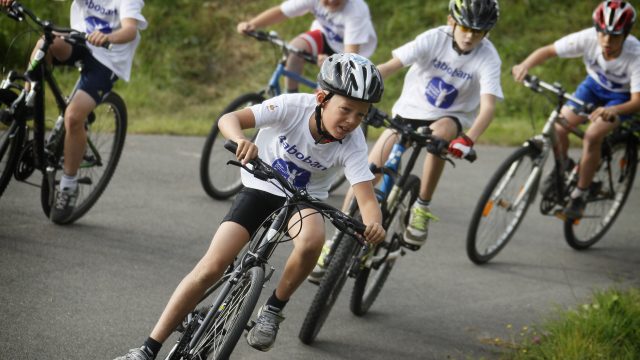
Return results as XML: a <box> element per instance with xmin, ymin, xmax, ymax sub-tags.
<box><xmin>42</xmin><ymin>92</ymin><xmax>128</xmax><ymax>224</ymax></box>
<box><xmin>466</xmin><ymin>145</ymin><xmax>541</xmax><ymax>264</ymax></box>
<box><xmin>298</xmin><ymin>230</ymin><xmax>359</xmax><ymax>345</ymax></box>
<box><xmin>350</xmin><ymin>175</ymin><xmax>419</xmax><ymax>316</ymax></box>
<box><xmin>200</xmin><ymin>93</ymin><xmax>264</xmax><ymax>200</ymax></box>
<box><xmin>192</xmin><ymin>266</ymin><xmax>264</xmax><ymax>360</ymax></box>
<box><xmin>0</xmin><ymin>89</ymin><xmax>24</xmax><ymax>199</ymax></box>
<box><xmin>563</xmin><ymin>138</ymin><xmax>637</xmax><ymax>250</ymax></box>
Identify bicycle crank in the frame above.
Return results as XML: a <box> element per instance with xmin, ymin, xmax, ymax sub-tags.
<box><xmin>14</xmin><ymin>139</ymin><xmax>36</xmax><ymax>181</ymax></box>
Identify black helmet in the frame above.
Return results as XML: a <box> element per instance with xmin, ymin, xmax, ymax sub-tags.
<box><xmin>449</xmin><ymin>0</ymin><xmax>500</xmax><ymax>31</ymax></box>
<box><xmin>317</xmin><ymin>53</ymin><xmax>384</xmax><ymax>103</ymax></box>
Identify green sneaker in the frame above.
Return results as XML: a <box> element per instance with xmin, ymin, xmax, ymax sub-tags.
<box><xmin>307</xmin><ymin>240</ymin><xmax>332</xmax><ymax>285</ymax></box>
<box><xmin>403</xmin><ymin>204</ymin><xmax>439</xmax><ymax>247</ymax></box>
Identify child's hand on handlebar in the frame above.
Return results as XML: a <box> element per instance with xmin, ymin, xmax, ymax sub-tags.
<box><xmin>511</xmin><ymin>64</ymin><xmax>529</xmax><ymax>83</ymax></box>
<box><xmin>363</xmin><ymin>222</ymin><xmax>385</xmax><ymax>245</ymax></box>
<box><xmin>237</xmin><ymin>21</ymin><xmax>255</xmax><ymax>34</ymax></box>
<box><xmin>86</xmin><ymin>31</ymin><xmax>110</xmax><ymax>47</ymax></box>
<box><xmin>0</xmin><ymin>0</ymin><xmax>14</xmax><ymax>8</ymax></box>
<box><xmin>448</xmin><ymin>134</ymin><xmax>474</xmax><ymax>158</ymax></box>
<box><xmin>589</xmin><ymin>106</ymin><xmax>619</xmax><ymax>123</ymax></box>
<box><xmin>235</xmin><ymin>138</ymin><xmax>258</xmax><ymax>165</ymax></box>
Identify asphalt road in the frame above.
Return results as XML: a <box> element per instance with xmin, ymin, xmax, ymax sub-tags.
<box><xmin>1</xmin><ymin>135</ymin><xmax>638</xmax><ymax>360</ymax></box>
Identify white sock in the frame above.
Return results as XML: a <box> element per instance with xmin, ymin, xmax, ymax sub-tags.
<box><xmin>570</xmin><ymin>187</ymin><xmax>586</xmax><ymax>199</ymax></box>
<box><xmin>59</xmin><ymin>173</ymin><xmax>78</xmax><ymax>191</ymax></box>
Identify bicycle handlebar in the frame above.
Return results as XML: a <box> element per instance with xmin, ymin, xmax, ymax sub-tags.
<box><xmin>523</xmin><ymin>75</ymin><xmax>595</xmax><ymax>114</ymax></box>
<box><xmin>364</xmin><ymin>107</ymin><xmax>477</xmax><ymax>163</ymax></box>
<box><xmin>6</xmin><ymin>1</ymin><xmax>111</xmax><ymax>50</ymax></box>
<box><xmin>243</xmin><ymin>30</ymin><xmax>317</xmax><ymax>65</ymax></box>
<box><xmin>222</xmin><ymin>139</ymin><xmax>367</xmax><ymax>238</ymax></box>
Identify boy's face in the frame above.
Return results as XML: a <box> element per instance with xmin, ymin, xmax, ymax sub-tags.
<box><xmin>319</xmin><ymin>93</ymin><xmax>370</xmax><ymax>140</ymax></box>
<box><xmin>453</xmin><ymin>23</ymin><xmax>486</xmax><ymax>52</ymax></box>
<box><xmin>321</xmin><ymin>0</ymin><xmax>346</xmax><ymax>12</ymax></box>
<box><xmin>597</xmin><ymin>32</ymin><xmax>626</xmax><ymax>59</ymax></box>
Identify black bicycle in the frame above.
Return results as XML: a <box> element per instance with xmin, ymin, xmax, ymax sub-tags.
<box><xmin>466</xmin><ymin>75</ymin><xmax>639</xmax><ymax>264</ymax></box>
<box><xmin>299</xmin><ymin>109</ymin><xmax>476</xmax><ymax>344</ymax></box>
<box><xmin>0</xmin><ymin>2</ymin><xmax>127</xmax><ymax>224</ymax></box>
<box><xmin>199</xmin><ymin>30</ymin><xmax>354</xmax><ymax>200</ymax></box>
<box><xmin>165</xmin><ymin>140</ymin><xmax>367</xmax><ymax>360</ymax></box>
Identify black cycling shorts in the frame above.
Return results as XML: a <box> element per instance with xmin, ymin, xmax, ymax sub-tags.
<box><xmin>222</xmin><ymin>187</ymin><xmax>317</xmax><ymax>237</ymax></box>
<box><xmin>396</xmin><ymin>115</ymin><xmax>463</xmax><ymax>137</ymax></box>
<box><xmin>52</xmin><ymin>43</ymin><xmax>118</xmax><ymax>104</ymax></box>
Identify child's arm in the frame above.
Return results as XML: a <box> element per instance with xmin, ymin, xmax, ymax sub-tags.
<box><xmin>466</xmin><ymin>94</ymin><xmax>497</xmax><ymax>142</ymax></box>
<box><xmin>512</xmin><ymin>44</ymin><xmax>557</xmax><ymax>82</ymax></box>
<box><xmin>237</xmin><ymin>5</ymin><xmax>288</xmax><ymax>34</ymax></box>
<box><xmin>87</xmin><ymin>18</ymin><xmax>139</xmax><ymax>47</ymax></box>
<box><xmin>377</xmin><ymin>57</ymin><xmax>404</xmax><ymax>79</ymax></box>
<box><xmin>218</xmin><ymin>108</ymin><xmax>258</xmax><ymax>164</ymax></box>
<box><xmin>448</xmin><ymin>94</ymin><xmax>497</xmax><ymax>158</ymax></box>
<box><xmin>352</xmin><ymin>181</ymin><xmax>385</xmax><ymax>245</ymax></box>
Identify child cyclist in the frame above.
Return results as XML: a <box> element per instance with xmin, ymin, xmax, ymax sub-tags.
<box><xmin>512</xmin><ymin>0</ymin><xmax>640</xmax><ymax>219</ymax></box>
<box><xmin>309</xmin><ymin>0</ymin><xmax>502</xmax><ymax>281</ymax></box>
<box><xmin>237</xmin><ymin>0</ymin><xmax>377</xmax><ymax>93</ymax></box>
<box><xmin>114</xmin><ymin>53</ymin><xmax>386</xmax><ymax>360</ymax></box>
<box><xmin>0</xmin><ymin>0</ymin><xmax>147</xmax><ymax>224</ymax></box>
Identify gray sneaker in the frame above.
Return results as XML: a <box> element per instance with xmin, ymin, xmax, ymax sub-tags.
<box><xmin>113</xmin><ymin>346</ymin><xmax>154</xmax><ymax>360</ymax></box>
<box><xmin>50</xmin><ymin>186</ymin><xmax>78</xmax><ymax>224</ymax></box>
<box><xmin>246</xmin><ymin>304</ymin><xmax>285</xmax><ymax>351</ymax></box>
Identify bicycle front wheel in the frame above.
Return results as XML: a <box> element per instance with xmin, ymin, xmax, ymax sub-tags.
<box><xmin>200</xmin><ymin>93</ymin><xmax>264</xmax><ymax>200</ymax></box>
<box><xmin>298</xmin><ymin>231</ymin><xmax>358</xmax><ymax>345</ymax></box>
<box><xmin>564</xmin><ymin>139</ymin><xmax>637</xmax><ymax>250</ymax></box>
<box><xmin>466</xmin><ymin>145</ymin><xmax>541</xmax><ymax>264</ymax></box>
<box><xmin>0</xmin><ymin>89</ymin><xmax>24</xmax><ymax>199</ymax></box>
<box><xmin>350</xmin><ymin>175</ymin><xmax>419</xmax><ymax>316</ymax></box>
<box><xmin>42</xmin><ymin>92</ymin><xmax>127</xmax><ymax>224</ymax></box>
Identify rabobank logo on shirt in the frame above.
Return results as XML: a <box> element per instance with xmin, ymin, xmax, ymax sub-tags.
<box><xmin>595</xmin><ymin>71</ymin><xmax>623</xmax><ymax>90</ymax></box>
<box><xmin>425</xmin><ymin>77</ymin><xmax>458</xmax><ymax>109</ymax></box>
<box><xmin>322</xmin><ymin>25</ymin><xmax>344</xmax><ymax>43</ymax></box>
<box><xmin>85</xmin><ymin>16</ymin><xmax>113</xmax><ymax>34</ymax></box>
<box><xmin>272</xmin><ymin>159</ymin><xmax>311</xmax><ymax>189</ymax></box>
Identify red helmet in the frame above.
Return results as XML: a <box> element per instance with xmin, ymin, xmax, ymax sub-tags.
<box><xmin>593</xmin><ymin>1</ymin><xmax>636</xmax><ymax>35</ymax></box>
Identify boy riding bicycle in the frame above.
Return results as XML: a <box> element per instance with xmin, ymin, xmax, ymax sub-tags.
<box><xmin>0</xmin><ymin>0</ymin><xmax>147</xmax><ymax>224</ymax></box>
<box><xmin>512</xmin><ymin>0</ymin><xmax>640</xmax><ymax>219</ymax></box>
<box><xmin>114</xmin><ymin>53</ymin><xmax>385</xmax><ymax>360</ymax></box>
<box><xmin>309</xmin><ymin>0</ymin><xmax>502</xmax><ymax>281</ymax></box>
<box><xmin>236</xmin><ymin>0</ymin><xmax>377</xmax><ymax>94</ymax></box>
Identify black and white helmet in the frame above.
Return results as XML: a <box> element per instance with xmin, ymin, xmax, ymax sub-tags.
<box><xmin>317</xmin><ymin>53</ymin><xmax>384</xmax><ymax>103</ymax></box>
<box><xmin>449</xmin><ymin>0</ymin><xmax>500</xmax><ymax>31</ymax></box>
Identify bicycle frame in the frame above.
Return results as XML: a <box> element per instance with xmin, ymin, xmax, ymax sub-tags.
<box><xmin>266</xmin><ymin>61</ymin><xmax>317</xmax><ymax>97</ymax></box>
<box><xmin>496</xmin><ymin>78</ymin><xmax>588</xmax><ymax>213</ymax></box>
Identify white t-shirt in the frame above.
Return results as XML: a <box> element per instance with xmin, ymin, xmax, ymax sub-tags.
<box><xmin>554</xmin><ymin>28</ymin><xmax>640</xmax><ymax>93</ymax></box>
<box><xmin>280</xmin><ymin>0</ymin><xmax>377</xmax><ymax>57</ymax></box>
<box><xmin>70</xmin><ymin>0</ymin><xmax>148</xmax><ymax>81</ymax></box>
<box><xmin>246</xmin><ymin>94</ymin><xmax>373</xmax><ymax>199</ymax></box>
<box><xmin>390</xmin><ymin>26</ymin><xmax>503</xmax><ymax>128</ymax></box>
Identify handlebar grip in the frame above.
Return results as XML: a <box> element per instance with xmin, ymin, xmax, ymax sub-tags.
<box><xmin>224</xmin><ymin>139</ymin><xmax>238</xmax><ymax>154</ymax></box>
<box><xmin>465</xmin><ymin>149</ymin><xmax>477</xmax><ymax>162</ymax></box>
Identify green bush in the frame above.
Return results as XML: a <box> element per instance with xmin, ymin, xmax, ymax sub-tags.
<box><xmin>1</xmin><ymin>0</ymin><xmax>638</xmax><ymax>141</ymax></box>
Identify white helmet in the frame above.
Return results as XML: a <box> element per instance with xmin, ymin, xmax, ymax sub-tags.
<box><xmin>317</xmin><ymin>53</ymin><xmax>384</xmax><ymax>103</ymax></box>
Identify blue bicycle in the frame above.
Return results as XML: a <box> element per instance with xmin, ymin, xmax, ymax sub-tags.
<box><xmin>199</xmin><ymin>30</ymin><xmax>337</xmax><ymax>200</ymax></box>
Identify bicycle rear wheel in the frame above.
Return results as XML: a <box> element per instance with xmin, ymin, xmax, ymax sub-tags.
<box><xmin>298</xmin><ymin>230</ymin><xmax>359</xmax><ymax>344</ymax></box>
<box><xmin>41</xmin><ymin>92</ymin><xmax>127</xmax><ymax>224</ymax></box>
<box><xmin>200</xmin><ymin>93</ymin><xmax>264</xmax><ymax>200</ymax></box>
<box><xmin>466</xmin><ymin>145</ymin><xmax>541</xmax><ymax>264</ymax></box>
<box><xmin>563</xmin><ymin>139</ymin><xmax>637</xmax><ymax>250</ymax></box>
<box><xmin>350</xmin><ymin>175</ymin><xmax>419</xmax><ymax>316</ymax></box>
<box><xmin>0</xmin><ymin>89</ymin><xmax>24</xmax><ymax>199</ymax></box>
